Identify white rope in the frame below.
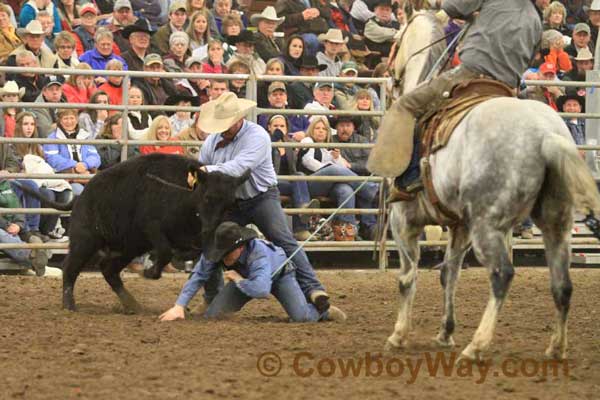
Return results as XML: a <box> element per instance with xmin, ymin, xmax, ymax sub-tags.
<box><xmin>271</xmin><ymin>173</ymin><xmax>376</xmax><ymax>278</ymax></box>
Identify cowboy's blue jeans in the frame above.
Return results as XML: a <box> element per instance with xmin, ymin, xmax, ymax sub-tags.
<box><xmin>307</xmin><ymin>164</ymin><xmax>378</xmax><ymax>228</ymax></box>
<box><xmin>278</xmin><ymin>177</ymin><xmax>311</xmax><ymax>232</ymax></box>
<box><xmin>11</xmin><ymin>180</ymin><xmax>41</xmax><ymax>232</ymax></box>
<box><xmin>205</xmin><ymin>187</ymin><xmax>325</xmax><ymax>298</ymax></box>
<box><xmin>204</xmin><ymin>270</ymin><xmax>324</xmax><ymax>322</ymax></box>
<box><xmin>0</xmin><ymin>228</ymin><xmax>30</xmax><ymax>266</ymax></box>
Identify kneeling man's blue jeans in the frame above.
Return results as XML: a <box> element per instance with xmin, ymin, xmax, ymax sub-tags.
<box><xmin>204</xmin><ymin>270</ymin><xmax>325</xmax><ymax>322</ymax></box>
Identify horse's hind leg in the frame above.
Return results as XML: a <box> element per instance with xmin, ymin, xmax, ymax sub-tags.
<box><xmin>435</xmin><ymin>225</ymin><xmax>470</xmax><ymax>347</ymax></box>
<box><xmin>385</xmin><ymin>205</ymin><xmax>424</xmax><ymax>350</ymax></box>
<box><xmin>101</xmin><ymin>255</ymin><xmax>142</xmax><ymax>314</ymax></box>
<box><xmin>532</xmin><ymin>197</ymin><xmax>573</xmax><ymax>360</ymax></box>
<box><xmin>461</xmin><ymin>223</ymin><xmax>515</xmax><ymax>360</ymax></box>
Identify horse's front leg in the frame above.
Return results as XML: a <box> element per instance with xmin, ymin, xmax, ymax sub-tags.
<box><xmin>385</xmin><ymin>204</ymin><xmax>424</xmax><ymax>350</ymax></box>
<box><xmin>435</xmin><ymin>225</ymin><xmax>470</xmax><ymax>347</ymax></box>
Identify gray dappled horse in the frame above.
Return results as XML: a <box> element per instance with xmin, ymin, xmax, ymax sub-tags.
<box><xmin>381</xmin><ymin>11</ymin><xmax>600</xmax><ymax>360</ymax></box>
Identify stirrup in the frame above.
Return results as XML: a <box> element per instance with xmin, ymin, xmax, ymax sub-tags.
<box><xmin>387</xmin><ymin>180</ymin><xmax>424</xmax><ymax>203</ymax></box>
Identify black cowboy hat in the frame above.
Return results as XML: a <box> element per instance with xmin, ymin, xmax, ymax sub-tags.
<box><xmin>226</xmin><ymin>30</ymin><xmax>256</xmax><ymax>45</ymax></box>
<box><xmin>122</xmin><ymin>18</ymin><xmax>154</xmax><ymax>39</ymax></box>
<box><xmin>367</xmin><ymin>0</ymin><xmax>393</xmax><ymax>12</ymax></box>
<box><xmin>557</xmin><ymin>91</ymin><xmax>585</xmax><ymax>113</ymax></box>
<box><xmin>205</xmin><ymin>222</ymin><xmax>258</xmax><ymax>262</ymax></box>
<box><xmin>165</xmin><ymin>93</ymin><xmax>201</xmax><ymax>115</ymax></box>
<box><xmin>332</xmin><ymin>115</ymin><xmax>360</xmax><ymax>127</ymax></box>
<box><xmin>298</xmin><ymin>55</ymin><xmax>327</xmax><ymax>71</ymax></box>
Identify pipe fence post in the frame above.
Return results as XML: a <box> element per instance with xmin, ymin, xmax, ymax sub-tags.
<box><xmin>121</xmin><ymin>75</ymin><xmax>130</xmax><ymax>161</ymax></box>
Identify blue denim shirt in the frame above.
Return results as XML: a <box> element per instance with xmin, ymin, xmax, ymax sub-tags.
<box><xmin>199</xmin><ymin>120</ymin><xmax>278</xmax><ymax>200</ymax></box>
<box><xmin>175</xmin><ymin>239</ymin><xmax>289</xmax><ymax>307</ymax></box>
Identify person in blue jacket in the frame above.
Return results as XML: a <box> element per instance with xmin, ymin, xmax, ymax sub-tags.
<box><xmin>19</xmin><ymin>0</ymin><xmax>62</xmax><ymax>34</ymax></box>
<box><xmin>43</xmin><ymin>108</ymin><xmax>101</xmax><ymax>196</ymax></box>
<box><xmin>159</xmin><ymin>222</ymin><xmax>347</xmax><ymax>322</ymax></box>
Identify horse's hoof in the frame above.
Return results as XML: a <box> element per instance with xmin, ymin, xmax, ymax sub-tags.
<box><xmin>384</xmin><ymin>337</ymin><xmax>407</xmax><ymax>352</ymax></box>
<box><xmin>545</xmin><ymin>346</ymin><xmax>567</xmax><ymax>361</ymax></box>
<box><xmin>458</xmin><ymin>344</ymin><xmax>482</xmax><ymax>363</ymax></box>
<box><xmin>434</xmin><ymin>334</ymin><xmax>455</xmax><ymax>348</ymax></box>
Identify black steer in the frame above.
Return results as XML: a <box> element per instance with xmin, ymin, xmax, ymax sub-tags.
<box><xmin>30</xmin><ymin>154</ymin><xmax>247</xmax><ymax>312</ymax></box>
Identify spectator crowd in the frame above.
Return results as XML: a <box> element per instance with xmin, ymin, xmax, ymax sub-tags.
<box><xmin>0</xmin><ymin>0</ymin><xmax>596</xmax><ymax>270</ymax></box>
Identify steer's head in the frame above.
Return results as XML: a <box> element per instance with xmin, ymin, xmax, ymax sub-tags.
<box><xmin>189</xmin><ymin>168</ymin><xmax>250</xmax><ymax>251</ymax></box>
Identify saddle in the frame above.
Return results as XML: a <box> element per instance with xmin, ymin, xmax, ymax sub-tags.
<box><xmin>417</xmin><ymin>78</ymin><xmax>515</xmax><ymax>223</ymax></box>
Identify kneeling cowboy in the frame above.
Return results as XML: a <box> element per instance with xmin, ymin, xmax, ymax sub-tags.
<box><xmin>367</xmin><ymin>0</ymin><xmax>542</xmax><ymax>201</ymax></box>
<box><xmin>160</xmin><ymin>222</ymin><xmax>347</xmax><ymax>322</ymax></box>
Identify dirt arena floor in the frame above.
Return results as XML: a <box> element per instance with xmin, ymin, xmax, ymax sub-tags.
<box><xmin>0</xmin><ymin>267</ymin><xmax>598</xmax><ymax>400</ymax></box>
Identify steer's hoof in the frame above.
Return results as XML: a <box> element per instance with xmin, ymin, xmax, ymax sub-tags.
<box><xmin>143</xmin><ymin>268</ymin><xmax>162</xmax><ymax>280</ymax></box>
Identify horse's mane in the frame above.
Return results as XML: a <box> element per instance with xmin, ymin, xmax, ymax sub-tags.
<box><xmin>394</xmin><ymin>11</ymin><xmax>446</xmax><ymax>94</ymax></box>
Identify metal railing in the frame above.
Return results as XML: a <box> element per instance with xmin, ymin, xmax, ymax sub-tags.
<box><xmin>1</xmin><ymin>67</ymin><xmax>600</xmax><ymax>271</ymax></box>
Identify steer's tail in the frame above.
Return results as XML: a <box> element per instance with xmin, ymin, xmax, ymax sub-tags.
<box><xmin>541</xmin><ymin>133</ymin><xmax>600</xmax><ymax>215</ymax></box>
<box><xmin>13</xmin><ymin>181</ymin><xmax>76</xmax><ymax>211</ymax></box>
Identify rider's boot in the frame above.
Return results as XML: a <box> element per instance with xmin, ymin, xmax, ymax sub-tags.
<box><xmin>387</xmin><ymin>130</ymin><xmax>424</xmax><ymax>203</ymax></box>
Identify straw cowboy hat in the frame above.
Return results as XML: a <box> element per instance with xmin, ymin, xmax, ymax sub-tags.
<box><xmin>0</xmin><ymin>81</ymin><xmax>25</xmax><ymax>98</ymax></box>
<box><xmin>205</xmin><ymin>222</ymin><xmax>258</xmax><ymax>262</ymax></box>
<box><xmin>318</xmin><ymin>29</ymin><xmax>348</xmax><ymax>44</ymax></box>
<box><xmin>197</xmin><ymin>92</ymin><xmax>256</xmax><ymax>133</ymax></box>
<box><xmin>250</xmin><ymin>6</ymin><xmax>285</xmax><ymax>26</ymax></box>
<box><xmin>17</xmin><ymin>20</ymin><xmax>44</xmax><ymax>38</ymax></box>
<box><xmin>575</xmin><ymin>47</ymin><xmax>594</xmax><ymax>61</ymax></box>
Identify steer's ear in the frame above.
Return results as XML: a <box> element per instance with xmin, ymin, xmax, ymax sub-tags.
<box><xmin>188</xmin><ymin>166</ymin><xmax>207</xmax><ymax>189</ymax></box>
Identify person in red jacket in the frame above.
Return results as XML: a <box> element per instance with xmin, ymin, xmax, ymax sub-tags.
<box><xmin>98</xmin><ymin>59</ymin><xmax>125</xmax><ymax>105</ymax></box>
<box><xmin>200</xmin><ymin>38</ymin><xmax>227</xmax><ymax>74</ymax></box>
<box><xmin>61</xmin><ymin>62</ymin><xmax>97</xmax><ymax>104</ymax></box>
<box><xmin>139</xmin><ymin>115</ymin><xmax>185</xmax><ymax>155</ymax></box>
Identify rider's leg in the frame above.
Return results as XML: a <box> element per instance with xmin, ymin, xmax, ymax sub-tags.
<box><xmin>369</xmin><ymin>66</ymin><xmax>480</xmax><ymax>176</ymax></box>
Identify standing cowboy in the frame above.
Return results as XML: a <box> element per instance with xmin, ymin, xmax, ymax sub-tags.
<box><xmin>367</xmin><ymin>0</ymin><xmax>542</xmax><ymax>201</ymax></box>
<box><xmin>197</xmin><ymin>92</ymin><xmax>332</xmax><ymax>313</ymax></box>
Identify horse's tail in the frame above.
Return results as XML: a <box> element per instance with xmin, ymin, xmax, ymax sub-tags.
<box><xmin>541</xmin><ymin>134</ymin><xmax>600</xmax><ymax>214</ymax></box>
<box><xmin>13</xmin><ymin>181</ymin><xmax>76</xmax><ymax>211</ymax></box>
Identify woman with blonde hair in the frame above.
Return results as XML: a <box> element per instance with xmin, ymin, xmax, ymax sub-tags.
<box><xmin>353</xmin><ymin>88</ymin><xmax>380</xmax><ymax>142</ymax></box>
<box><xmin>139</xmin><ymin>116</ymin><xmax>184</xmax><ymax>155</ymax></box>
<box><xmin>62</xmin><ymin>62</ymin><xmax>96</xmax><ymax>104</ymax></box>
<box><xmin>298</xmin><ymin>116</ymin><xmax>379</xmax><ymax>241</ymax></box>
<box><xmin>187</xmin><ymin>0</ymin><xmax>220</xmax><ymax>37</ymax></box>
<box><xmin>186</xmin><ymin>10</ymin><xmax>212</xmax><ymax>52</ymax></box>
<box><xmin>543</xmin><ymin>2</ymin><xmax>571</xmax><ymax>37</ymax></box>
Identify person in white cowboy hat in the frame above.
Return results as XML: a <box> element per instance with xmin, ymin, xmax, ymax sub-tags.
<box><xmin>159</xmin><ymin>221</ymin><xmax>347</xmax><ymax>322</ymax></box>
<box><xmin>197</xmin><ymin>92</ymin><xmax>333</xmax><ymax>314</ymax></box>
<box><xmin>316</xmin><ymin>28</ymin><xmax>347</xmax><ymax>77</ymax></box>
<box><xmin>7</xmin><ymin>20</ymin><xmax>57</xmax><ymax>70</ymax></box>
<box><xmin>0</xmin><ymin>81</ymin><xmax>26</xmax><ymax>138</ymax></box>
<box><xmin>564</xmin><ymin>47</ymin><xmax>594</xmax><ymax>83</ymax></box>
<box><xmin>251</xmin><ymin>6</ymin><xmax>286</xmax><ymax>62</ymax></box>
<box><xmin>587</xmin><ymin>0</ymin><xmax>600</xmax><ymax>46</ymax></box>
